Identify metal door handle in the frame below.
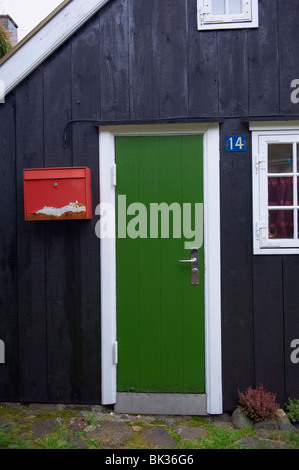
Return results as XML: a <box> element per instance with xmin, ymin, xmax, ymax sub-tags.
<box><xmin>178</xmin><ymin>249</ymin><xmax>199</xmax><ymax>285</ymax></box>
<box><xmin>179</xmin><ymin>257</ymin><xmax>197</xmax><ymax>263</ymax></box>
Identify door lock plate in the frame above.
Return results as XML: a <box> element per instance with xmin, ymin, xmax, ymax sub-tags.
<box><xmin>179</xmin><ymin>248</ymin><xmax>199</xmax><ymax>285</ymax></box>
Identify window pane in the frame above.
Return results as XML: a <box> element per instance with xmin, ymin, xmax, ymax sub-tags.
<box><xmin>269</xmin><ymin>210</ymin><xmax>293</xmax><ymax>239</ymax></box>
<box><xmin>212</xmin><ymin>0</ymin><xmax>225</xmax><ymax>15</ymax></box>
<box><xmin>268</xmin><ymin>144</ymin><xmax>293</xmax><ymax>173</ymax></box>
<box><xmin>268</xmin><ymin>177</ymin><xmax>293</xmax><ymax>206</ymax></box>
<box><xmin>228</xmin><ymin>0</ymin><xmax>242</xmax><ymax>14</ymax></box>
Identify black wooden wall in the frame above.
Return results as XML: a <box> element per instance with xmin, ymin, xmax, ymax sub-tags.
<box><xmin>0</xmin><ymin>0</ymin><xmax>298</xmax><ymax>410</ymax></box>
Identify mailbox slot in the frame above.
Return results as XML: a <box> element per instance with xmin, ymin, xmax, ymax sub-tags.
<box><xmin>23</xmin><ymin>167</ymin><xmax>92</xmax><ymax>221</ymax></box>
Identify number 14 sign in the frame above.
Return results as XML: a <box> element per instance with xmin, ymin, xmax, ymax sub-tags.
<box><xmin>225</xmin><ymin>135</ymin><xmax>247</xmax><ymax>152</ymax></box>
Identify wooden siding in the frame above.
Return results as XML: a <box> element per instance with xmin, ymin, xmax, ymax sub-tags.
<box><xmin>0</xmin><ymin>0</ymin><xmax>298</xmax><ymax>409</ymax></box>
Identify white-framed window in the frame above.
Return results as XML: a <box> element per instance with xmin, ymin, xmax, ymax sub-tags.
<box><xmin>251</xmin><ymin>122</ymin><xmax>299</xmax><ymax>255</ymax></box>
<box><xmin>197</xmin><ymin>0</ymin><xmax>259</xmax><ymax>30</ymax></box>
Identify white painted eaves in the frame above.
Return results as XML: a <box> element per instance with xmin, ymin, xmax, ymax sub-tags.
<box><xmin>0</xmin><ymin>0</ymin><xmax>111</xmax><ymax>98</ymax></box>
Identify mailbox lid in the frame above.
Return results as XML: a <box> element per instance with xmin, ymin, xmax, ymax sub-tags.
<box><xmin>23</xmin><ymin>166</ymin><xmax>92</xmax><ymax>220</ymax></box>
<box><xmin>23</xmin><ymin>167</ymin><xmax>88</xmax><ymax>181</ymax></box>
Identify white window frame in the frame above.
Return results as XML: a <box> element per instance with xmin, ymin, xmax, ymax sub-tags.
<box><xmin>251</xmin><ymin>121</ymin><xmax>299</xmax><ymax>255</ymax></box>
<box><xmin>197</xmin><ymin>0</ymin><xmax>259</xmax><ymax>30</ymax></box>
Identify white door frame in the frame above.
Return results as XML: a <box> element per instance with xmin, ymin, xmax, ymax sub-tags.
<box><xmin>98</xmin><ymin>123</ymin><xmax>222</xmax><ymax>414</ymax></box>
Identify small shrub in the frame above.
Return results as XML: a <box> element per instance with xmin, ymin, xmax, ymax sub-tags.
<box><xmin>0</xmin><ymin>27</ymin><xmax>12</xmax><ymax>58</ymax></box>
<box><xmin>285</xmin><ymin>397</ymin><xmax>299</xmax><ymax>423</ymax></box>
<box><xmin>237</xmin><ymin>384</ymin><xmax>280</xmax><ymax>424</ymax></box>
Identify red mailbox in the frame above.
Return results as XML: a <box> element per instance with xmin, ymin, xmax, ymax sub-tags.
<box><xmin>23</xmin><ymin>167</ymin><xmax>92</xmax><ymax>221</ymax></box>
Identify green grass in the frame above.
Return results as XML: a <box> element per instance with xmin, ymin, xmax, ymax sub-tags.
<box><xmin>170</xmin><ymin>424</ymin><xmax>256</xmax><ymax>450</ymax></box>
<box><xmin>280</xmin><ymin>430</ymin><xmax>299</xmax><ymax>448</ymax></box>
<box><xmin>35</xmin><ymin>423</ymin><xmax>74</xmax><ymax>449</ymax></box>
<box><xmin>0</xmin><ymin>424</ymin><xmax>33</xmax><ymax>449</ymax></box>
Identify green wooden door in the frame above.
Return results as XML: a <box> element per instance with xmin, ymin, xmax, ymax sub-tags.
<box><xmin>116</xmin><ymin>135</ymin><xmax>204</xmax><ymax>394</ymax></box>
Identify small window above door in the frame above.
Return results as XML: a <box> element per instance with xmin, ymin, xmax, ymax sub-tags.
<box><xmin>197</xmin><ymin>0</ymin><xmax>259</xmax><ymax>30</ymax></box>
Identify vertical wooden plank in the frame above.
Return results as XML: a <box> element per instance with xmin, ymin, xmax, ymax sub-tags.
<box><xmin>252</xmin><ymin>256</ymin><xmax>285</xmax><ymax>405</ymax></box>
<box><xmin>71</xmin><ymin>16</ymin><xmax>101</xmax><ymax>122</ymax></box>
<box><xmin>220</xmin><ymin>119</ymin><xmax>254</xmax><ymax>410</ymax></box>
<box><xmin>158</xmin><ymin>136</ymin><xmax>184</xmax><ymax>392</ymax></box>
<box><xmin>218</xmin><ymin>30</ymin><xmax>248</xmax><ymax>116</ymax></box>
<box><xmin>187</xmin><ymin>0</ymin><xmax>219</xmax><ymax>117</ymax></box>
<box><xmin>100</xmin><ymin>0</ymin><xmax>130</xmax><ymax>121</ymax></box>
<box><xmin>283</xmin><ymin>256</ymin><xmax>299</xmax><ymax>400</ymax></box>
<box><xmin>71</xmin><ymin>18</ymin><xmax>102</xmax><ymax>403</ymax></box>
<box><xmin>15</xmin><ymin>69</ymin><xmax>48</xmax><ymax>402</ymax></box>
<box><xmin>128</xmin><ymin>0</ymin><xmax>160</xmax><ymax>120</ymax></box>
<box><xmin>157</xmin><ymin>0</ymin><xmax>189</xmax><ymax>119</ymax></box>
<box><xmin>43</xmin><ymin>44</ymin><xmax>74</xmax><ymax>402</ymax></box>
<box><xmin>137</xmin><ymin>137</ymin><xmax>162</xmax><ymax>391</ymax></box>
<box><xmin>278</xmin><ymin>0</ymin><xmax>299</xmax><ymax>115</ymax></box>
<box><xmin>181</xmin><ymin>135</ymin><xmax>205</xmax><ymax>393</ymax></box>
<box><xmin>116</xmin><ymin>137</ymin><xmax>140</xmax><ymax>391</ymax></box>
<box><xmin>0</xmin><ymin>93</ymin><xmax>19</xmax><ymax>401</ymax></box>
<box><xmin>248</xmin><ymin>0</ymin><xmax>279</xmax><ymax>116</ymax></box>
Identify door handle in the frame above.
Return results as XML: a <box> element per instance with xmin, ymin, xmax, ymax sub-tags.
<box><xmin>179</xmin><ymin>257</ymin><xmax>197</xmax><ymax>263</ymax></box>
<box><xmin>179</xmin><ymin>248</ymin><xmax>199</xmax><ymax>285</ymax></box>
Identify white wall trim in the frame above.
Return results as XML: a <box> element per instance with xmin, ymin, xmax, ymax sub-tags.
<box><xmin>203</xmin><ymin>123</ymin><xmax>222</xmax><ymax>414</ymax></box>
<box><xmin>0</xmin><ymin>0</ymin><xmax>111</xmax><ymax>99</ymax></box>
<box><xmin>99</xmin><ymin>123</ymin><xmax>222</xmax><ymax>414</ymax></box>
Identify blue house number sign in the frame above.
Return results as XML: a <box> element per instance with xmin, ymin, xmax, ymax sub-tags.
<box><xmin>225</xmin><ymin>135</ymin><xmax>247</xmax><ymax>152</ymax></box>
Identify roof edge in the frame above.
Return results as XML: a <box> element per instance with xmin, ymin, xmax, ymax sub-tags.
<box><xmin>0</xmin><ymin>0</ymin><xmax>72</xmax><ymax>66</ymax></box>
<box><xmin>0</xmin><ymin>0</ymin><xmax>111</xmax><ymax>98</ymax></box>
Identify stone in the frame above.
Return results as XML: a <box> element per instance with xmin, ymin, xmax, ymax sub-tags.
<box><xmin>254</xmin><ymin>420</ymin><xmax>278</xmax><ymax>431</ymax></box>
<box><xmin>83</xmin><ymin>421</ymin><xmax>133</xmax><ymax>447</ymax></box>
<box><xmin>91</xmin><ymin>405</ymin><xmax>113</xmax><ymax>414</ymax></box>
<box><xmin>29</xmin><ymin>403</ymin><xmax>59</xmax><ymax>411</ymax></box>
<box><xmin>231</xmin><ymin>408</ymin><xmax>254</xmax><ymax>430</ymax></box>
<box><xmin>210</xmin><ymin>413</ymin><xmax>232</xmax><ymax>423</ymax></box>
<box><xmin>131</xmin><ymin>416</ymin><xmax>151</xmax><ymax>424</ymax></box>
<box><xmin>83</xmin><ymin>425</ymin><xmax>97</xmax><ymax>433</ymax></box>
<box><xmin>173</xmin><ymin>425</ymin><xmax>207</xmax><ymax>440</ymax></box>
<box><xmin>275</xmin><ymin>408</ymin><xmax>297</xmax><ymax>432</ymax></box>
<box><xmin>1</xmin><ymin>402</ymin><xmax>25</xmax><ymax>410</ymax></box>
<box><xmin>142</xmin><ymin>427</ymin><xmax>176</xmax><ymax>449</ymax></box>
<box><xmin>32</xmin><ymin>418</ymin><xmax>58</xmax><ymax>438</ymax></box>
<box><xmin>238</xmin><ymin>436</ymin><xmax>288</xmax><ymax>449</ymax></box>
<box><xmin>67</xmin><ymin>434</ymin><xmax>89</xmax><ymax>449</ymax></box>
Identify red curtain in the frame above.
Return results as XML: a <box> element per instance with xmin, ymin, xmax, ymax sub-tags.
<box><xmin>268</xmin><ymin>177</ymin><xmax>293</xmax><ymax>238</ymax></box>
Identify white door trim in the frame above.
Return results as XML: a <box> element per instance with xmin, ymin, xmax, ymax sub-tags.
<box><xmin>98</xmin><ymin>123</ymin><xmax>222</xmax><ymax>414</ymax></box>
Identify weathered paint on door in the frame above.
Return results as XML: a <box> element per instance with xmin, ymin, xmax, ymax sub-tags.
<box><xmin>116</xmin><ymin>135</ymin><xmax>204</xmax><ymax>393</ymax></box>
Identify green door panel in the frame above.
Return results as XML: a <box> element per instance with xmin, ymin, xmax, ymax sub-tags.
<box><xmin>116</xmin><ymin>135</ymin><xmax>204</xmax><ymax>393</ymax></box>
